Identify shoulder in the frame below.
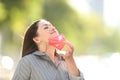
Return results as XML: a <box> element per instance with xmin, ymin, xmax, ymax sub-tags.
<box><xmin>20</xmin><ymin>51</ymin><xmax>43</xmax><ymax>63</ymax></box>
<box><xmin>20</xmin><ymin>52</ymin><xmax>35</xmax><ymax>62</ymax></box>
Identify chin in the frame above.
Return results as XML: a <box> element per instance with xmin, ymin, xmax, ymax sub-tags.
<box><xmin>51</xmin><ymin>33</ymin><xmax>59</xmax><ymax>37</ymax></box>
<box><xmin>54</xmin><ymin>33</ymin><xmax>59</xmax><ymax>36</ymax></box>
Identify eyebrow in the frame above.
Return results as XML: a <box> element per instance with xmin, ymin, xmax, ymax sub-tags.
<box><xmin>42</xmin><ymin>23</ymin><xmax>52</xmax><ymax>27</ymax></box>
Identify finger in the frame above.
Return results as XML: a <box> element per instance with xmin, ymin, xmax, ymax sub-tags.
<box><xmin>66</xmin><ymin>45</ymin><xmax>72</xmax><ymax>53</ymax></box>
<box><xmin>65</xmin><ymin>44</ymin><xmax>74</xmax><ymax>56</ymax></box>
<box><xmin>64</xmin><ymin>40</ymin><xmax>74</xmax><ymax>49</ymax></box>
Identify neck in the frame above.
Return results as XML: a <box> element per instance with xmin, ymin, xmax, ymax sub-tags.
<box><xmin>45</xmin><ymin>46</ymin><xmax>56</xmax><ymax>63</ymax></box>
<box><xmin>38</xmin><ymin>44</ymin><xmax>56</xmax><ymax>63</ymax></box>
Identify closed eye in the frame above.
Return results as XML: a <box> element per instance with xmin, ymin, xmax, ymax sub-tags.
<box><xmin>43</xmin><ymin>24</ymin><xmax>52</xmax><ymax>29</ymax></box>
<box><xmin>44</xmin><ymin>26</ymin><xmax>48</xmax><ymax>29</ymax></box>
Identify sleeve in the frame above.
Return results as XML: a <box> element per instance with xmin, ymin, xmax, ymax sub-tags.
<box><xmin>12</xmin><ymin>57</ymin><xmax>31</xmax><ymax>80</ymax></box>
<box><xmin>68</xmin><ymin>70</ymin><xmax>85</xmax><ymax>80</ymax></box>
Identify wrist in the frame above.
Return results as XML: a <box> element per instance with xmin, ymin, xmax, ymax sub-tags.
<box><xmin>65</xmin><ymin>56</ymin><xmax>74</xmax><ymax>62</ymax></box>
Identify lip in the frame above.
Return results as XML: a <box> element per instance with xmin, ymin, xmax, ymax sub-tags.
<box><xmin>50</xmin><ymin>30</ymin><xmax>57</xmax><ymax>34</ymax></box>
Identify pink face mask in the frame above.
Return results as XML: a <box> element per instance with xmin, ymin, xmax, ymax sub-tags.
<box><xmin>48</xmin><ymin>34</ymin><xmax>65</xmax><ymax>50</ymax></box>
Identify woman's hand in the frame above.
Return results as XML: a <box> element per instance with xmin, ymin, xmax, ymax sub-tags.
<box><xmin>63</xmin><ymin>40</ymin><xmax>74</xmax><ymax>60</ymax></box>
<box><xmin>63</xmin><ymin>40</ymin><xmax>80</xmax><ymax>76</ymax></box>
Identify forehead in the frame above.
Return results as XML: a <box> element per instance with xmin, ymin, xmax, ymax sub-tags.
<box><xmin>38</xmin><ymin>20</ymin><xmax>51</xmax><ymax>27</ymax></box>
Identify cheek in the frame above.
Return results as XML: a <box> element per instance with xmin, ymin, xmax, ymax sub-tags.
<box><xmin>39</xmin><ymin>32</ymin><xmax>50</xmax><ymax>42</ymax></box>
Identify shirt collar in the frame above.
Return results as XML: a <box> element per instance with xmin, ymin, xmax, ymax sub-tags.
<box><xmin>32</xmin><ymin>50</ymin><xmax>64</xmax><ymax>61</ymax></box>
<box><xmin>32</xmin><ymin>50</ymin><xmax>46</xmax><ymax>56</ymax></box>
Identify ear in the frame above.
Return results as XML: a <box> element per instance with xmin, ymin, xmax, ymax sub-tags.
<box><xmin>33</xmin><ymin>37</ymin><xmax>41</xmax><ymax>44</ymax></box>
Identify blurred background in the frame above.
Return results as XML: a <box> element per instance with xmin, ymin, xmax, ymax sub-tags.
<box><xmin>0</xmin><ymin>0</ymin><xmax>120</xmax><ymax>80</ymax></box>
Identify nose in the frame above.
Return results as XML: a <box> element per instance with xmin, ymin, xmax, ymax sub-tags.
<box><xmin>51</xmin><ymin>26</ymin><xmax>56</xmax><ymax>31</ymax></box>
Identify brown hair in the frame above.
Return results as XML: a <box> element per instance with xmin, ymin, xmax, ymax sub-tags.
<box><xmin>22</xmin><ymin>20</ymin><xmax>40</xmax><ymax>57</ymax></box>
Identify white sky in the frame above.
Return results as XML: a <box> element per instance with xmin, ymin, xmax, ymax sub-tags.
<box><xmin>103</xmin><ymin>0</ymin><xmax>120</xmax><ymax>27</ymax></box>
<box><xmin>69</xmin><ymin>0</ymin><xmax>120</xmax><ymax>27</ymax></box>
<box><xmin>69</xmin><ymin>0</ymin><xmax>91</xmax><ymax>15</ymax></box>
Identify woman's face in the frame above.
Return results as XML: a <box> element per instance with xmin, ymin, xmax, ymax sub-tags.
<box><xmin>35</xmin><ymin>20</ymin><xmax>59</xmax><ymax>43</ymax></box>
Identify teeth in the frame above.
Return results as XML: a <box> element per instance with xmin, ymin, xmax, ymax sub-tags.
<box><xmin>56</xmin><ymin>49</ymin><xmax>66</xmax><ymax>55</ymax></box>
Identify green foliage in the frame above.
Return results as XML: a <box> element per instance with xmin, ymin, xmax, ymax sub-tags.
<box><xmin>0</xmin><ymin>0</ymin><xmax>120</xmax><ymax>56</ymax></box>
<box><xmin>0</xmin><ymin>2</ymin><xmax>7</xmax><ymax>22</ymax></box>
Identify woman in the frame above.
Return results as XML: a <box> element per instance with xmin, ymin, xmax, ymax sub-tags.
<box><xmin>12</xmin><ymin>19</ymin><xmax>84</xmax><ymax>80</ymax></box>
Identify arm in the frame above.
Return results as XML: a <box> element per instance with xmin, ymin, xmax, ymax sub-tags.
<box><xmin>65</xmin><ymin>57</ymin><xmax>84</xmax><ymax>80</ymax></box>
<box><xmin>12</xmin><ymin>56</ymin><xmax>31</xmax><ymax>80</ymax></box>
<box><xmin>65</xmin><ymin>57</ymin><xmax>80</xmax><ymax>76</ymax></box>
<box><xmin>64</xmin><ymin>41</ymin><xmax>84</xmax><ymax>80</ymax></box>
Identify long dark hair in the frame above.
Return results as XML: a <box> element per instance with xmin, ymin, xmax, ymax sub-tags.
<box><xmin>22</xmin><ymin>20</ymin><xmax>40</xmax><ymax>57</ymax></box>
